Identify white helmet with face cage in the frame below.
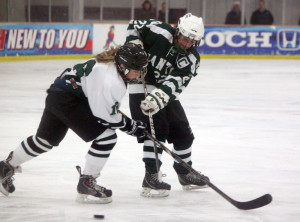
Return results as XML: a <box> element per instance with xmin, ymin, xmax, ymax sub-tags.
<box><xmin>177</xmin><ymin>13</ymin><xmax>204</xmax><ymax>46</ymax></box>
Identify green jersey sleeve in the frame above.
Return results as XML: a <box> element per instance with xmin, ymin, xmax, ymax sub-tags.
<box><xmin>126</xmin><ymin>19</ymin><xmax>174</xmax><ymax>47</ymax></box>
<box><xmin>159</xmin><ymin>49</ymin><xmax>200</xmax><ymax>102</ymax></box>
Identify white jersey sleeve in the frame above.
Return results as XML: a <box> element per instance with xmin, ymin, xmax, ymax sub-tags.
<box><xmin>81</xmin><ymin>62</ymin><xmax>127</xmax><ymax>126</ymax></box>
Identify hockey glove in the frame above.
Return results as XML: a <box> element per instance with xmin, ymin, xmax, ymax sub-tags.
<box><xmin>120</xmin><ymin>118</ymin><xmax>147</xmax><ymax>139</ymax></box>
<box><xmin>140</xmin><ymin>88</ymin><xmax>170</xmax><ymax>115</ymax></box>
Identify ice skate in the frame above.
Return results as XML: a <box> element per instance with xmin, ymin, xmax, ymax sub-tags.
<box><xmin>75</xmin><ymin>166</ymin><xmax>112</xmax><ymax>204</ymax></box>
<box><xmin>177</xmin><ymin>171</ymin><xmax>209</xmax><ymax>190</ymax></box>
<box><xmin>141</xmin><ymin>171</ymin><xmax>171</xmax><ymax>198</ymax></box>
<box><xmin>0</xmin><ymin>152</ymin><xmax>21</xmax><ymax>196</ymax></box>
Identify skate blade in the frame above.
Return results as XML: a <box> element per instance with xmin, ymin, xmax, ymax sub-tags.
<box><xmin>182</xmin><ymin>184</ymin><xmax>209</xmax><ymax>190</ymax></box>
<box><xmin>76</xmin><ymin>194</ymin><xmax>112</xmax><ymax>204</ymax></box>
<box><xmin>0</xmin><ymin>184</ymin><xmax>9</xmax><ymax>196</ymax></box>
<box><xmin>140</xmin><ymin>187</ymin><xmax>169</xmax><ymax>198</ymax></box>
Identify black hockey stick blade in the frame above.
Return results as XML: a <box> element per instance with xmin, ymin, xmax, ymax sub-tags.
<box><xmin>207</xmin><ymin>181</ymin><xmax>272</xmax><ymax>210</ymax></box>
<box><xmin>232</xmin><ymin>193</ymin><xmax>272</xmax><ymax>210</ymax></box>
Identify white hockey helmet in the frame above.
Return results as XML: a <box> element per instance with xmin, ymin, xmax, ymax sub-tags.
<box><xmin>177</xmin><ymin>13</ymin><xmax>204</xmax><ymax>43</ymax></box>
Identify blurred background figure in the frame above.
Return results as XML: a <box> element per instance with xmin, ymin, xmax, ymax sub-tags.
<box><xmin>157</xmin><ymin>2</ymin><xmax>166</xmax><ymax>22</ymax></box>
<box><xmin>136</xmin><ymin>0</ymin><xmax>155</xmax><ymax>20</ymax></box>
<box><xmin>250</xmin><ymin>0</ymin><xmax>274</xmax><ymax>25</ymax></box>
<box><xmin>225</xmin><ymin>1</ymin><xmax>246</xmax><ymax>25</ymax></box>
<box><xmin>103</xmin><ymin>25</ymin><xmax>115</xmax><ymax>50</ymax></box>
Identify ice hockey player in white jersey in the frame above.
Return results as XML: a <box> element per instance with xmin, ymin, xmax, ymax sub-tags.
<box><xmin>0</xmin><ymin>43</ymin><xmax>148</xmax><ymax>204</ymax></box>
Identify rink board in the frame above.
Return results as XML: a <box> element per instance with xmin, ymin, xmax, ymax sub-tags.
<box><xmin>0</xmin><ymin>23</ymin><xmax>299</xmax><ymax>60</ymax></box>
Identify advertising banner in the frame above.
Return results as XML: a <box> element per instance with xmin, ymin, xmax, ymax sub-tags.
<box><xmin>0</xmin><ymin>24</ymin><xmax>93</xmax><ymax>56</ymax></box>
<box><xmin>198</xmin><ymin>26</ymin><xmax>300</xmax><ymax>55</ymax></box>
<box><xmin>93</xmin><ymin>24</ymin><xmax>127</xmax><ymax>55</ymax></box>
<box><xmin>1</xmin><ymin>23</ymin><xmax>299</xmax><ymax>57</ymax></box>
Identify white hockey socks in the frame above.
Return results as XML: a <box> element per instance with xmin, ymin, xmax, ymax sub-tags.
<box><xmin>9</xmin><ymin>135</ymin><xmax>53</xmax><ymax>167</ymax></box>
<box><xmin>83</xmin><ymin>129</ymin><xmax>117</xmax><ymax>177</ymax></box>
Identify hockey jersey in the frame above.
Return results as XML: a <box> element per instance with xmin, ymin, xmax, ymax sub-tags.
<box><xmin>126</xmin><ymin>19</ymin><xmax>200</xmax><ymax>103</ymax></box>
<box><xmin>55</xmin><ymin>58</ymin><xmax>126</xmax><ymax>127</ymax></box>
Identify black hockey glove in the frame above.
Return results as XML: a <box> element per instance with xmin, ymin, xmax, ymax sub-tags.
<box><xmin>128</xmin><ymin>120</ymin><xmax>147</xmax><ymax>138</ymax></box>
<box><xmin>120</xmin><ymin>118</ymin><xmax>147</xmax><ymax>139</ymax></box>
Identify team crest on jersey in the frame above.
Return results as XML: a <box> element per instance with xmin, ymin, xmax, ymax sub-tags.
<box><xmin>70</xmin><ymin>78</ymin><xmax>78</xmax><ymax>89</ymax></box>
<box><xmin>177</xmin><ymin>57</ymin><xmax>190</xmax><ymax>69</ymax></box>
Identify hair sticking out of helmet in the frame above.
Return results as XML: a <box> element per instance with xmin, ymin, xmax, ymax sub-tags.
<box><xmin>115</xmin><ymin>43</ymin><xmax>148</xmax><ymax>82</ymax></box>
<box><xmin>177</xmin><ymin>13</ymin><xmax>205</xmax><ymax>47</ymax></box>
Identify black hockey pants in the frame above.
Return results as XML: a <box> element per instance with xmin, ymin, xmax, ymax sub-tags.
<box><xmin>129</xmin><ymin>92</ymin><xmax>194</xmax><ymax>173</ymax></box>
<box><xmin>36</xmin><ymin>85</ymin><xmax>107</xmax><ymax>146</ymax></box>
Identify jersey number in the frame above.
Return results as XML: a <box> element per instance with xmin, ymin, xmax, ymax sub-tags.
<box><xmin>111</xmin><ymin>102</ymin><xmax>120</xmax><ymax>115</ymax></box>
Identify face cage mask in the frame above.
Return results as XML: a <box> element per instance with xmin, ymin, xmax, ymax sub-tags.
<box><xmin>175</xmin><ymin>29</ymin><xmax>202</xmax><ymax>49</ymax></box>
<box><xmin>126</xmin><ymin>67</ymin><xmax>147</xmax><ymax>84</ymax></box>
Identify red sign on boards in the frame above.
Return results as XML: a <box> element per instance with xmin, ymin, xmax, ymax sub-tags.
<box><xmin>0</xmin><ymin>29</ymin><xmax>6</xmax><ymax>50</ymax></box>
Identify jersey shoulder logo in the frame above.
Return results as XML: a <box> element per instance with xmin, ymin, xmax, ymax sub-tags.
<box><xmin>70</xmin><ymin>78</ymin><xmax>78</xmax><ymax>89</ymax></box>
<box><xmin>177</xmin><ymin>57</ymin><xmax>190</xmax><ymax>69</ymax></box>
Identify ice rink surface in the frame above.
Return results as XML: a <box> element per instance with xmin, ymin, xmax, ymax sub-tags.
<box><xmin>0</xmin><ymin>58</ymin><xmax>299</xmax><ymax>222</ymax></box>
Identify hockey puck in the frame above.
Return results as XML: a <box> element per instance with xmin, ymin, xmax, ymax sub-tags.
<box><xmin>94</xmin><ymin>215</ymin><xmax>105</xmax><ymax>219</ymax></box>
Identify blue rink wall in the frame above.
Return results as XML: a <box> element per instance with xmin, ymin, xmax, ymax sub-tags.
<box><xmin>0</xmin><ymin>23</ymin><xmax>300</xmax><ymax>61</ymax></box>
<box><xmin>199</xmin><ymin>26</ymin><xmax>300</xmax><ymax>56</ymax></box>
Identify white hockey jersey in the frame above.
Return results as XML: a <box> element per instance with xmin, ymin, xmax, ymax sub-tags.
<box><xmin>81</xmin><ymin>62</ymin><xmax>126</xmax><ymax>125</ymax></box>
<box><xmin>61</xmin><ymin>59</ymin><xmax>126</xmax><ymax>127</ymax></box>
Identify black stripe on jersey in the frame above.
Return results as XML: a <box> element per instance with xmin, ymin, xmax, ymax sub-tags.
<box><xmin>160</xmin><ymin>78</ymin><xmax>184</xmax><ymax>101</ymax></box>
<box><xmin>167</xmin><ymin>78</ymin><xmax>180</xmax><ymax>90</ymax></box>
<box><xmin>144</xmin><ymin>145</ymin><xmax>163</xmax><ymax>154</ymax></box>
<box><xmin>35</xmin><ymin>136</ymin><xmax>53</xmax><ymax>149</ymax></box>
<box><xmin>21</xmin><ymin>141</ymin><xmax>38</xmax><ymax>157</ymax></box>
<box><xmin>27</xmin><ymin>136</ymin><xmax>48</xmax><ymax>154</ymax></box>
<box><xmin>95</xmin><ymin>134</ymin><xmax>117</xmax><ymax>143</ymax></box>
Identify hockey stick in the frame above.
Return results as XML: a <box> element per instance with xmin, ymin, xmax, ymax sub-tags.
<box><xmin>118</xmin><ymin>110</ymin><xmax>272</xmax><ymax>209</ymax></box>
<box><xmin>141</xmin><ymin>78</ymin><xmax>161</xmax><ymax>181</ymax></box>
<box><xmin>144</xmin><ymin>130</ymin><xmax>273</xmax><ymax>210</ymax></box>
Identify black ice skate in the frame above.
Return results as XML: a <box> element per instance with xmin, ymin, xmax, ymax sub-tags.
<box><xmin>75</xmin><ymin>166</ymin><xmax>112</xmax><ymax>204</ymax></box>
<box><xmin>141</xmin><ymin>171</ymin><xmax>171</xmax><ymax>198</ymax></box>
<box><xmin>0</xmin><ymin>152</ymin><xmax>20</xmax><ymax>196</ymax></box>
<box><xmin>177</xmin><ymin>171</ymin><xmax>209</xmax><ymax>190</ymax></box>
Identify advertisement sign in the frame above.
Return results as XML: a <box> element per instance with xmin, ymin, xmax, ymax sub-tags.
<box><xmin>0</xmin><ymin>24</ymin><xmax>93</xmax><ymax>56</ymax></box>
<box><xmin>93</xmin><ymin>24</ymin><xmax>127</xmax><ymax>54</ymax></box>
<box><xmin>0</xmin><ymin>23</ymin><xmax>299</xmax><ymax>57</ymax></box>
<box><xmin>198</xmin><ymin>26</ymin><xmax>300</xmax><ymax>55</ymax></box>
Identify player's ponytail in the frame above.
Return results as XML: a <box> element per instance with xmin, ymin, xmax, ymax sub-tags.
<box><xmin>95</xmin><ymin>47</ymin><xmax>119</xmax><ymax>63</ymax></box>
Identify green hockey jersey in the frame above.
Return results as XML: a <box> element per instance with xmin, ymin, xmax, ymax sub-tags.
<box><xmin>126</xmin><ymin>19</ymin><xmax>200</xmax><ymax>102</ymax></box>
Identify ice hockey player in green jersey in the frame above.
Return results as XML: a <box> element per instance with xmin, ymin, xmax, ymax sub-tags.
<box><xmin>126</xmin><ymin>13</ymin><xmax>210</xmax><ymax>197</ymax></box>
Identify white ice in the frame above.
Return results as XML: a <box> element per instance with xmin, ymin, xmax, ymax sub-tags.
<box><xmin>0</xmin><ymin>59</ymin><xmax>299</xmax><ymax>222</ymax></box>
